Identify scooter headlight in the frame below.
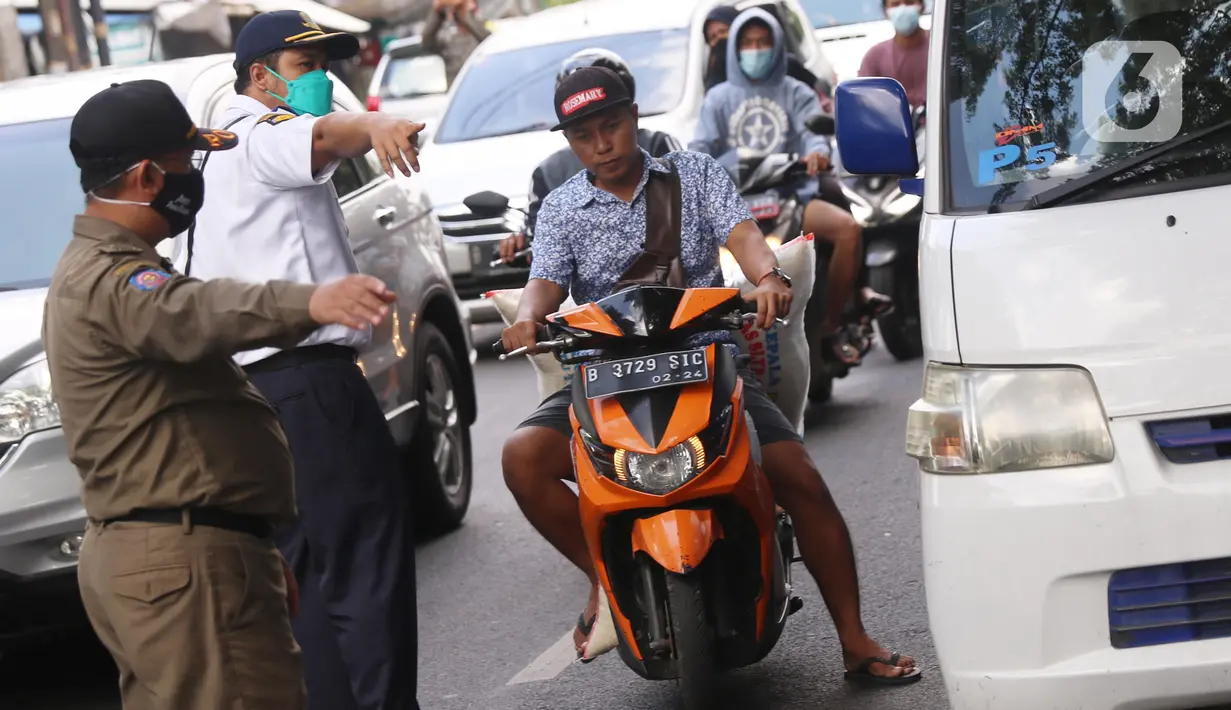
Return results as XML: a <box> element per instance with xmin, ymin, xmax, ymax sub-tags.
<box><xmin>579</xmin><ymin>405</ymin><xmax>732</xmax><ymax>494</ymax></box>
<box><xmin>614</xmin><ymin>439</ymin><xmax>705</xmax><ymax>495</ymax></box>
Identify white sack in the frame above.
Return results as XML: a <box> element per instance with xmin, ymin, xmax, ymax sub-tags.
<box><xmin>721</xmin><ymin>233</ymin><xmax>816</xmax><ymax>435</ymax></box>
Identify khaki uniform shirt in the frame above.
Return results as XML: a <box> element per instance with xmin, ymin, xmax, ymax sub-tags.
<box><xmin>43</xmin><ymin>215</ymin><xmax>321</xmax><ymax>526</ymax></box>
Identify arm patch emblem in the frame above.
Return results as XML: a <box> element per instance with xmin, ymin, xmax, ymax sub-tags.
<box><xmin>128</xmin><ymin>268</ymin><xmax>171</xmax><ymax>292</ymax></box>
<box><xmin>258</xmin><ymin>113</ymin><xmax>296</xmax><ymax>126</ymax></box>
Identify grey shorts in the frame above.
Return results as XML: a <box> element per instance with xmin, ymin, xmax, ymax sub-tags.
<box><xmin>516</xmin><ymin>369</ymin><xmax>803</xmax><ymax>446</ymax></box>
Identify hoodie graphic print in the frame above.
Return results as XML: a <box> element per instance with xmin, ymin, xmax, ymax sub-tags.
<box><xmin>688</xmin><ymin>8</ymin><xmax>829</xmax><ymax>172</ymax></box>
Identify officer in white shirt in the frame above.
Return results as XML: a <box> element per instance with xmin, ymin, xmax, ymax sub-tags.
<box><xmin>185</xmin><ymin>11</ymin><xmax>424</xmax><ymax>710</ymax></box>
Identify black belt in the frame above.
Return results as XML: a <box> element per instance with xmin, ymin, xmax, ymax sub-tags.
<box><xmin>104</xmin><ymin>507</ymin><xmax>273</xmax><ymax>539</ymax></box>
<box><xmin>243</xmin><ymin>343</ymin><xmax>357</xmax><ymax>375</ymax></box>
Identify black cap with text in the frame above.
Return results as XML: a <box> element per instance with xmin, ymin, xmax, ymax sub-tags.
<box><xmin>70</xmin><ymin>79</ymin><xmax>238</xmax><ymax>192</ymax></box>
<box><xmin>551</xmin><ymin>66</ymin><xmax>633</xmax><ymax>132</ymax></box>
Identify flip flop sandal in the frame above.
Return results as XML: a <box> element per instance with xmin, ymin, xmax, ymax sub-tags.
<box><xmin>861</xmin><ymin>292</ymin><xmax>895</xmax><ymax>319</ymax></box>
<box><xmin>844</xmin><ymin>652</ymin><xmax>923</xmax><ymax>686</ymax></box>
<box><xmin>577</xmin><ymin>591</ymin><xmax>619</xmax><ymax>663</ymax></box>
<box><xmin>822</xmin><ymin>332</ymin><xmax>861</xmax><ymax>366</ymax></box>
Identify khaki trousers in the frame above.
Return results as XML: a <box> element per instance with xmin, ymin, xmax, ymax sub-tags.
<box><xmin>78</xmin><ymin>519</ymin><xmax>307</xmax><ymax>710</ymax></box>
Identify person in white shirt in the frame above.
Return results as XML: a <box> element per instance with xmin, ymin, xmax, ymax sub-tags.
<box><xmin>185</xmin><ymin>11</ymin><xmax>424</xmax><ymax>710</ymax></box>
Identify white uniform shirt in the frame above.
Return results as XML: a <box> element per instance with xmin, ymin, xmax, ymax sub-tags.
<box><xmin>182</xmin><ymin>94</ymin><xmax>371</xmax><ymax>367</ymax></box>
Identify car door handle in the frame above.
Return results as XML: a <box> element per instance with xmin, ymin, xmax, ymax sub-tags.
<box><xmin>374</xmin><ymin>206</ymin><xmax>397</xmax><ymax>227</ymax></box>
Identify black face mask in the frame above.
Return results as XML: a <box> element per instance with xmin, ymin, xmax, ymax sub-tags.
<box><xmin>150</xmin><ymin>167</ymin><xmax>206</xmax><ymax>236</ymax></box>
<box><xmin>89</xmin><ymin>162</ymin><xmax>205</xmax><ymax>236</ymax></box>
<box><xmin>705</xmin><ymin>38</ymin><xmax>729</xmax><ymax>91</ymax></box>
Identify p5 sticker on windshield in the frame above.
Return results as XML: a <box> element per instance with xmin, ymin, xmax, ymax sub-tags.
<box><xmin>977</xmin><ymin>143</ymin><xmax>1058</xmax><ymax>185</ymax></box>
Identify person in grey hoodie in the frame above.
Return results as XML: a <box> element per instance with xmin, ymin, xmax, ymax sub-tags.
<box><xmin>690</xmin><ymin>7</ymin><xmax>868</xmax><ymax>365</ymax></box>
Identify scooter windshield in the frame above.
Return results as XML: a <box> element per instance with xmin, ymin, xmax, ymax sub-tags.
<box><xmin>550</xmin><ymin>286</ymin><xmax>743</xmax><ymax>342</ymax></box>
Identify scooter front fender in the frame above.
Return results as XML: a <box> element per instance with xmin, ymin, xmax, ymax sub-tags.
<box><xmin>865</xmin><ymin>240</ymin><xmax>899</xmax><ymax>268</ymax></box>
<box><xmin>630</xmin><ymin>509</ymin><xmax>724</xmax><ymax>575</ymax></box>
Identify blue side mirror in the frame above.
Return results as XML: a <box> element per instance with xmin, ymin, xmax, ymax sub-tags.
<box><xmin>835</xmin><ymin>78</ymin><xmax>921</xmax><ymax>194</ymax></box>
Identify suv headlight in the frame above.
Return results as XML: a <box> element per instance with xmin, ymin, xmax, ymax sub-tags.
<box><xmin>906</xmin><ymin>363</ymin><xmax>1114</xmax><ymax>474</ymax></box>
<box><xmin>0</xmin><ymin>359</ymin><xmax>60</xmax><ymax>446</ymax></box>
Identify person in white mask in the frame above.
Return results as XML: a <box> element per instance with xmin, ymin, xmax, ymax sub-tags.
<box><xmin>858</xmin><ymin>0</ymin><xmax>929</xmax><ymax>109</ymax></box>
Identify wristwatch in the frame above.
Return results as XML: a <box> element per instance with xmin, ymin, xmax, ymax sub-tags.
<box><xmin>760</xmin><ymin>266</ymin><xmax>792</xmax><ymax>288</ymax></box>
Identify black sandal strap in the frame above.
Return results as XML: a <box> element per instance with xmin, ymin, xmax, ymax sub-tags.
<box><xmin>577</xmin><ymin>612</ymin><xmax>596</xmax><ymax>637</ymax></box>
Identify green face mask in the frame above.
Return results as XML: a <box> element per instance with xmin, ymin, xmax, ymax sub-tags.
<box><xmin>264</xmin><ymin>67</ymin><xmax>334</xmax><ymax>117</ymax></box>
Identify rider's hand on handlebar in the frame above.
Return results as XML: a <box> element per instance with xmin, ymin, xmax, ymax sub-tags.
<box><xmin>498</xmin><ymin>233</ymin><xmax>529</xmax><ymax>264</ymax></box>
<box><xmin>802</xmin><ymin>152</ymin><xmax>830</xmax><ymax>176</ymax></box>
<box><xmin>502</xmin><ymin>319</ymin><xmax>543</xmax><ymax>355</ymax></box>
<box><xmin>747</xmin><ymin>275</ymin><xmax>792</xmax><ymax>330</ymax></box>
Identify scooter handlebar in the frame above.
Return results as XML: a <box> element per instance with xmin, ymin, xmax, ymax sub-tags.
<box><xmin>493</xmin><ymin>325</ymin><xmax>575</xmax><ymax>361</ymax></box>
<box><xmin>490</xmin><ymin>247</ymin><xmax>533</xmax><ymax>269</ymax></box>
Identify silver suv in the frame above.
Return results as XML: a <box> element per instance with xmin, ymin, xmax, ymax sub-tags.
<box><xmin>0</xmin><ymin>55</ymin><xmax>477</xmax><ymax>648</ymax></box>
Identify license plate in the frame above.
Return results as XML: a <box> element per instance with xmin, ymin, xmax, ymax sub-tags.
<box><xmin>745</xmin><ymin>193</ymin><xmax>780</xmax><ymax>220</ymax></box>
<box><xmin>583</xmin><ymin>348</ymin><xmax>709</xmax><ymax>400</ymax></box>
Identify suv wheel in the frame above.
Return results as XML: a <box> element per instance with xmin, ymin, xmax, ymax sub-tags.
<box><xmin>408</xmin><ymin>323</ymin><xmax>472</xmax><ymax>534</ymax></box>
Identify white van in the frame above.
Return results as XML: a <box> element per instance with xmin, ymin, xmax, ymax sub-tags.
<box><xmin>835</xmin><ymin>0</ymin><xmax>1231</xmax><ymax>708</ymax></box>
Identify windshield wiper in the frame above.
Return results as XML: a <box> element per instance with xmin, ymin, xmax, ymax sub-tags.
<box><xmin>991</xmin><ymin>116</ymin><xmax>1231</xmax><ymax>213</ymax></box>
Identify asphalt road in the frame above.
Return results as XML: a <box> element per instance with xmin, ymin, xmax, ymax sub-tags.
<box><xmin>0</xmin><ymin>329</ymin><xmax>945</xmax><ymax>709</ymax></box>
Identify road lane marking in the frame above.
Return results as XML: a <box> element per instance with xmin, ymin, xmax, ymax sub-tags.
<box><xmin>507</xmin><ymin>631</ymin><xmax>577</xmax><ymax>685</ymax></box>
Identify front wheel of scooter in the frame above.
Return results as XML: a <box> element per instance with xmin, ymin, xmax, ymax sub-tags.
<box><xmin>665</xmin><ymin>572</ymin><xmax>719</xmax><ymax>710</ymax></box>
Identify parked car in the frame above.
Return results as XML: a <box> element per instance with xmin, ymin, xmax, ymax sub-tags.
<box><xmin>0</xmin><ymin>55</ymin><xmax>477</xmax><ymax>649</ymax></box>
<box><xmin>366</xmin><ymin>36</ymin><xmax>452</xmax><ymax>142</ymax></box>
<box><xmin>417</xmin><ymin>0</ymin><xmax>838</xmax><ymax>326</ymax></box>
<box><xmin>798</xmin><ymin>0</ymin><xmax>932</xmax><ymax>83</ymax></box>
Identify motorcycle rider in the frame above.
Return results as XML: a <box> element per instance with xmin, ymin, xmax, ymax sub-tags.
<box><xmin>501</xmin><ymin>64</ymin><xmax>921</xmax><ymax>686</ymax></box>
<box><xmin>690</xmin><ymin>7</ymin><xmax>870</xmax><ymax>364</ymax></box>
<box><xmin>702</xmin><ymin>4</ymin><xmax>834</xmax><ymax>113</ymax></box>
<box><xmin>497</xmin><ymin>49</ymin><xmax>681</xmax><ymax>265</ymax></box>
<box><xmin>858</xmin><ymin>0</ymin><xmax>929</xmax><ymax>109</ymax></box>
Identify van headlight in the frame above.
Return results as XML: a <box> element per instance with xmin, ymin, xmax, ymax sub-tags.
<box><xmin>0</xmin><ymin>359</ymin><xmax>60</xmax><ymax>446</ymax></box>
<box><xmin>905</xmin><ymin>363</ymin><xmax>1114</xmax><ymax>474</ymax></box>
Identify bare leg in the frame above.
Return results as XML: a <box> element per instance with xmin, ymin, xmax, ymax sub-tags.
<box><xmin>761</xmin><ymin>440</ymin><xmax>916</xmax><ymax>678</ymax></box>
<box><xmin>502</xmin><ymin>426</ymin><xmax>599</xmax><ymax>652</ymax></box>
<box><xmin>802</xmin><ymin>199</ymin><xmax>863</xmax><ymax>334</ymax></box>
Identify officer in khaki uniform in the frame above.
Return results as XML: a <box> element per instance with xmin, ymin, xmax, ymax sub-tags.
<box><xmin>43</xmin><ymin>79</ymin><xmax>399</xmax><ymax>710</ymax></box>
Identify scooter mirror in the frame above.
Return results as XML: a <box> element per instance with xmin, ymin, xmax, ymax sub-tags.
<box><xmin>464</xmin><ymin>190</ymin><xmax>510</xmax><ymax>216</ymax></box>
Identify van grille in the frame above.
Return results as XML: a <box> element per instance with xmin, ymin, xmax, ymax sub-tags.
<box><xmin>1147</xmin><ymin>415</ymin><xmax>1231</xmax><ymax>464</ymax></box>
<box><xmin>1108</xmin><ymin>557</ymin><xmax>1231</xmax><ymax>649</ymax></box>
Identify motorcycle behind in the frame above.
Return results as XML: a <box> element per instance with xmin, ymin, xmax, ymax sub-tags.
<box><xmin>498</xmin><ymin>285</ymin><xmax>801</xmax><ymax>709</ymax></box>
<box><xmin>721</xmin><ymin>120</ymin><xmax>872</xmax><ymax>405</ymax></box>
<box><xmin>827</xmin><ymin>106</ymin><xmax>926</xmax><ymax>361</ymax></box>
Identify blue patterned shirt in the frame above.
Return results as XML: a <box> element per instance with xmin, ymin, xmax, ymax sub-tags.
<box><xmin>530</xmin><ymin>149</ymin><xmax>754</xmax><ymax>350</ymax></box>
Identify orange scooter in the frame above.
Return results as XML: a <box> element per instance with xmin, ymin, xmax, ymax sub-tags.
<box><xmin>511</xmin><ymin>284</ymin><xmax>802</xmax><ymax>709</ymax></box>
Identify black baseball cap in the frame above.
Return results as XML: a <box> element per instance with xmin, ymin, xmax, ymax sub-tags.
<box><xmin>70</xmin><ymin>79</ymin><xmax>238</xmax><ymax>192</ymax></box>
<box><xmin>233</xmin><ymin>10</ymin><xmax>360</xmax><ymax>73</ymax></box>
<box><xmin>551</xmin><ymin>66</ymin><xmax>633</xmax><ymax>131</ymax></box>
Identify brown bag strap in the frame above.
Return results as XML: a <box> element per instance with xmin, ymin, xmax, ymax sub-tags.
<box><xmin>615</xmin><ymin>158</ymin><xmax>687</xmax><ymax>289</ymax></box>
<box><xmin>644</xmin><ymin>157</ymin><xmax>682</xmax><ymax>263</ymax></box>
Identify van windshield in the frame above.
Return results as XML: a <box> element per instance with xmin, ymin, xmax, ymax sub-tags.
<box><xmin>945</xmin><ymin>0</ymin><xmax>1231</xmax><ymax>212</ymax></box>
<box><xmin>0</xmin><ymin>118</ymin><xmax>82</xmax><ymax>289</ymax></box>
